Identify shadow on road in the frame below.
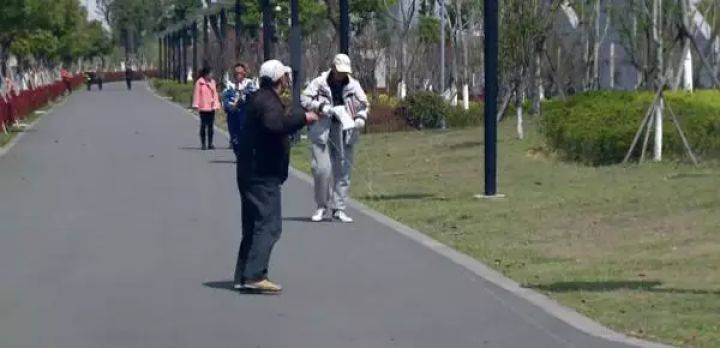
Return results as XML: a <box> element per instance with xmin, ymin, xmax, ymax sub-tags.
<box><xmin>203</xmin><ymin>281</ymin><xmax>283</xmax><ymax>296</ymax></box>
<box><xmin>282</xmin><ymin>217</ymin><xmax>314</xmax><ymax>223</ymax></box>
<box><xmin>203</xmin><ymin>281</ymin><xmax>237</xmax><ymax>291</ymax></box>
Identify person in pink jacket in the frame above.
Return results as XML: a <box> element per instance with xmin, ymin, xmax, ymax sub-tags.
<box><xmin>192</xmin><ymin>67</ymin><xmax>221</xmax><ymax>150</ymax></box>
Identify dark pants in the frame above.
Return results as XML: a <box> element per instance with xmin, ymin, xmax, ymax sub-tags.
<box><xmin>199</xmin><ymin>111</ymin><xmax>215</xmax><ymax>147</ymax></box>
<box><xmin>126</xmin><ymin>78</ymin><xmax>132</xmax><ymax>90</ymax></box>
<box><xmin>234</xmin><ymin>175</ymin><xmax>283</xmax><ymax>284</ymax></box>
<box><xmin>227</xmin><ymin>114</ymin><xmax>238</xmax><ymax>149</ymax></box>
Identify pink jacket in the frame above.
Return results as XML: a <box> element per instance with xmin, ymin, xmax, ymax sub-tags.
<box><xmin>192</xmin><ymin>77</ymin><xmax>220</xmax><ymax>112</ymax></box>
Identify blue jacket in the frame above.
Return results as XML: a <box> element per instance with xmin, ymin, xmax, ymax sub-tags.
<box><xmin>222</xmin><ymin>78</ymin><xmax>258</xmax><ymax>147</ymax></box>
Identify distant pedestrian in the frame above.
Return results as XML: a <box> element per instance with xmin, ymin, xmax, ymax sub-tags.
<box><xmin>222</xmin><ymin>62</ymin><xmax>257</xmax><ymax>155</ymax></box>
<box><xmin>192</xmin><ymin>67</ymin><xmax>220</xmax><ymax>150</ymax></box>
<box><xmin>60</xmin><ymin>68</ymin><xmax>72</xmax><ymax>95</ymax></box>
<box><xmin>233</xmin><ymin>60</ymin><xmax>319</xmax><ymax>294</ymax></box>
<box><xmin>301</xmin><ymin>54</ymin><xmax>370</xmax><ymax>223</ymax></box>
<box><xmin>125</xmin><ymin>66</ymin><xmax>133</xmax><ymax>90</ymax></box>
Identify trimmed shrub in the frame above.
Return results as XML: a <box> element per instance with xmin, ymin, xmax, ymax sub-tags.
<box><xmin>448</xmin><ymin>102</ymin><xmax>484</xmax><ymax>128</ymax></box>
<box><xmin>400</xmin><ymin>92</ymin><xmax>450</xmax><ymax>129</ymax></box>
<box><xmin>151</xmin><ymin>79</ymin><xmax>194</xmax><ymax>105</ymax></box>
<box><xmin>399</xmin><ymin>92</ymin><xmax>483</xmax><ymax>129</ymax></box>
<box><xmin>542</xmin><ymin>90</ymin><xmax>720</xmax><ymax>165</ymax></box>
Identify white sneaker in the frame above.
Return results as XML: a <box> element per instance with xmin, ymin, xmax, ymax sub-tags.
<box><xmin>311</xmin><ymin>208</ymin><xmax>326</xmax><ymax>222</ymax></box>
<box><xmin>333</xmin><ymin>210</ymin><xmax>354</xmax><ymax>223</ymax></box>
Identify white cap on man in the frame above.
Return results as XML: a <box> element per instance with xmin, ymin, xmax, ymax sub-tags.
<box><xmin>333</xmin><ymin>54</ymin><xmax>352</xmax><ymax>74</ymax></box>
<box><xmin>259</xmin><ymin>59</ymin><xmax>292</xmax><ymax>82</ymax></box>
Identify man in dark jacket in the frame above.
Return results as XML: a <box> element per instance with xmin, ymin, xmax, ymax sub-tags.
<box><xmin>125</xmin><ymin>65</ymin><xmax>133</xmax><ymax>90</ymax></box>
<box><xmin>233</xmin><ymin>60</ymin><xmax>318</xmax><ymax>294</ymax></box>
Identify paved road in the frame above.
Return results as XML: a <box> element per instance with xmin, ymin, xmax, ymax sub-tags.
<box><xmin>0</xmin><ymin>82</ymin><xmax>633</xmax><ymax>348</ymax></box>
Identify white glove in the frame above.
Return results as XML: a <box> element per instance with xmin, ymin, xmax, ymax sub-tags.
<box><xmin>321</xmin><ymin>104</ymin><xmax>333</xmax><ymax>115</ymax></box>
<box><xmin>332</xmin><ymin>106</ymin><xmax>356</xmax><ymax>130</ymax></box>
<box><xmin>354</xmin><ymin>118</ymin><xmax>365</xmax><ymax>129</ymax></box>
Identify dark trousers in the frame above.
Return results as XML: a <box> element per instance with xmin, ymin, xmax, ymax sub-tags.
<box><xmin>199</xmin><ymin>111</ymin><xmax>215</xmax><ymax>147</ymax></box>
<box><xmin>234</xmin><ymin>175</ymin><xmax>283</xmax><ymax>284</ymax></box>
<box><xmin>226</xmin><ymin>114</ymin><xmax>238</xmax><ymax>148</ymax></box>
<box><xmin>126</xmin><ymin>78</ymin><xmax>132</xmax><ymax>90</ymax></box>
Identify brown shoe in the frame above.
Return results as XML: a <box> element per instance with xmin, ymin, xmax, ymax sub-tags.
<box><xmin>242</xmin><ymin>279</ymin><xmax>282</xmax><ymax>294</ymax></box>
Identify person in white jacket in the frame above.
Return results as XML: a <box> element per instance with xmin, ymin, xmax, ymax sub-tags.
<box><xmin>301</xmin><ymin>54</ymin><xmax>370</xmax><ymax>223</ymax></box>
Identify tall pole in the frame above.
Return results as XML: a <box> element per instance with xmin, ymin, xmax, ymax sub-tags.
<box><xmin>203</xmin><ymin>16</ymin><xmax>210</xmax><ymax>67</ymax></box>
<box><xmin>290</xmin><ymin>0</ymin><xmax>303</xmax><ymax>113</ymax></box>
<box><xmin>158</xmin><ymin>37</ymin><xmax>163</xmax><ymax>78</ymax></box>
<box><xmin>166</xmin><ymin>35</ymin><xmax>171</xmax><ymax>79</ymax></box>
<box><xmin>220</xmin><ymin>9</ymin><xmax>228</xmax><ymax>72</ymax></box>
<box><xmin>261</xmin><ymin>0</ymin><xmax>275</xmax><ymax>59</ymax></box>
<box><xmin>162</xmin><ymin>36</ymin><xmax>166</xmax><ymax>78</ymax></box>
<box><xmin>483</xmin><ymin>0</ymin><xmax>499</xmax><ymax>197</ymax></box>
<box><xmin>176</xmin><ymin>32</ymin><xmax>182</xmax><ymax>82</ymax></box>
<box><xmin>440</xmin><ymin>0</ymin><xmax>446</xmax><ymax>93</ymax></box>
<box><xmin>171</xmin><ymin>33</ymin><xmax>176</xmax><ymax>81</ymax></box>
<box><xmin>193</xmin><ymin>22</ymin><xmax>199</xmax><ymax>80</ymax></box>
<box><xmin>339</xmin><ymin>0</ymin><xmax>350</xmax><ymax>54</ymax></box>
<box><xmin>182</xmin><ymin>28</ymin><xmax>188</xmax><ymax>84</ymax></box>
<box><xmin>235</xmin><ymin>0</ymin><xmax>243</xmax><ymax>60</ymax></box>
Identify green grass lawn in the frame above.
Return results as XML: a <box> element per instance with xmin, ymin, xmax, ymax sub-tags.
<box><xmin>291</xmin><ymin>122</ymin><xmax>720</xmax><ymax>347</ymax></box>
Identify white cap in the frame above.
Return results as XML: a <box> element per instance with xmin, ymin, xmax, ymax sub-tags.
<box><xmin>333</xmin><ymin>54</ymin><xmax>352</xmax><ymax>74</ymax></box>
<box><xmin>259</xmin><ymin>59</ymin><xmax>292</xmax><ymax>82</ymax></box>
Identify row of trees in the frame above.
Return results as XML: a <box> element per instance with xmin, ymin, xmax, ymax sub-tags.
<box><xmin>102</xmin><ymin>0</ymin><xmax>720</xmax><ymax>115</ymax></box>
<box><xmin>0</xmin><ymin>0</ymin><xmax>113</xmax><ymax>73</ymax></box>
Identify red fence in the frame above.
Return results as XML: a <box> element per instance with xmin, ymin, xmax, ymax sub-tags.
<box><xmin>0</xmin><ymin>75</ymin><xmax>84</xmax><ymax>130</ymax></box>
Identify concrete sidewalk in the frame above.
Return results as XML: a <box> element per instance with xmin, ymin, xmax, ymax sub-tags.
<box><xmin>0</xmin><ymin>82</ymin><xmax>651</xmax><ymax>347</ymax></box>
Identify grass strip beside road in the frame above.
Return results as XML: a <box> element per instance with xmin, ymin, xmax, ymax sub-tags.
<box><xmin>291</xmin><ymin>123</ymin><xmax>720</xmax><ymax>348</ymax></box>
<box><xmin>152</xmin><ymin>79</ymin><xmax>719</xmax><ymax>347</ymax></box>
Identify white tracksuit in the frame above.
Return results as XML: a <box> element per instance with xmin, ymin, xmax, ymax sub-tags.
<box><xmin>301</xmin><ymin>71</ymin><xmax>369</xmax><ymax>211</ymax></box>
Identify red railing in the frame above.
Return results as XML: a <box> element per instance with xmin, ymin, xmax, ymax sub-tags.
<box><xmin>0</xmin><ymin>75</ymin><xmax>84</xmax><ymax>130</ymax></box>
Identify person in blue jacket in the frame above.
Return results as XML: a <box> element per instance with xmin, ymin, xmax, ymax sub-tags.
<box><xmin>222</xmin><ymin>62</ymin><xmax>258</xmax><ymax>155</ymax></box>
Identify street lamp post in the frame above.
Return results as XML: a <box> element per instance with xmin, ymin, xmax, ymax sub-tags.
<box><xmin>339</xmin><ymin>0</ymin><xmax>350</xmax><ymax>54</ymax></box>
<box><xmin>479</xmin><ymin>0</ymin><xmax>501</xmax><ymax>199</ymax></box>
<box><xmin>261</xmin><ymin>0</ymin><xmax>276</xmax><ymax>60</ymax></box>
<box><xmin>290</xmin><ymin>0</ymin><xmax>303</xmax><ymax>114</ymax></box>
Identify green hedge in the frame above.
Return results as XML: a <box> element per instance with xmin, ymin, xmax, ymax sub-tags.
<box><xmin>399</xmin><ymin>92</ymin><xmax>483</xmax><ymax>129</ymax></box>
<box><xmin>151</xmin><ymin>79</ymin><xmax>194</xmax><ymax>105</ymax></box>
<box><xmin>542</xmin><ymin>91</ymin><xmax>720</xmax><ymax>165</ymax></box>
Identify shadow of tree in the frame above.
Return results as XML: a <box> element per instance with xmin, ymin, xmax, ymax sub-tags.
<box><xmin>525</xmin><ymin>280</ymin><xmax>720</xmax><ymax>295</ymax></box>
<box><xmin>448</xmin><ymin>141</ymin><xmax>483</xmax><ymax>150</ymax></box>
<box><xmin>360</xmin><ymin>193</ymin><xmax>439</xmax><ymax>201</ymax></box>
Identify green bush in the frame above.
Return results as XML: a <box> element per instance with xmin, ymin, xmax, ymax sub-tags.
<box><xmin>400</xmin><ymin>92</ymin><xmax>483</xmax><ymax>129</ymax></box>
<box><xmin>448</xmin><ymin>102</ymin><xmax>484</xmax><ymax>128</ymax></box>
<box><xmin>400</xmin><ymin>92</ymin><xmax>449</xmax><ymax>129</ymax></box>
<box><xmin>542</xmin><ymin>90</ymin><xmax>720</xmax><ymax>165</ymax></box>
<box><xmin>151</xmin><ymin>79</ymin><xmax>194</xmax><ymax>105</ymax></box>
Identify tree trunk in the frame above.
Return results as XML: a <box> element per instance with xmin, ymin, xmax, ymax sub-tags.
<box><xmin>609</xmin><ymin>42</ymin><xmax>615</xmax><ymax>89</ymax></box>
<box><xmin>461</xmin><ymin>7</ymin><xmax>469</xmax><ymax>110</ymax></box>
<box><xmin>653</xmin><ymin>0</ymin><xmax>664</xmax><ymax>162</ymax></box>
<box><xmin>592</xmin><ymin>0</ymin><xmax>601</xmax><ymax>89</ymax></box>
<box><xmin>532</xmin><ymin>40</ymin><xmax>544</xmax><ymax>115</ymax></box>
<box><xmin>516</xmin><ymin>89</ymin><xmax>524</xmax><ymax>139</ymax></box>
